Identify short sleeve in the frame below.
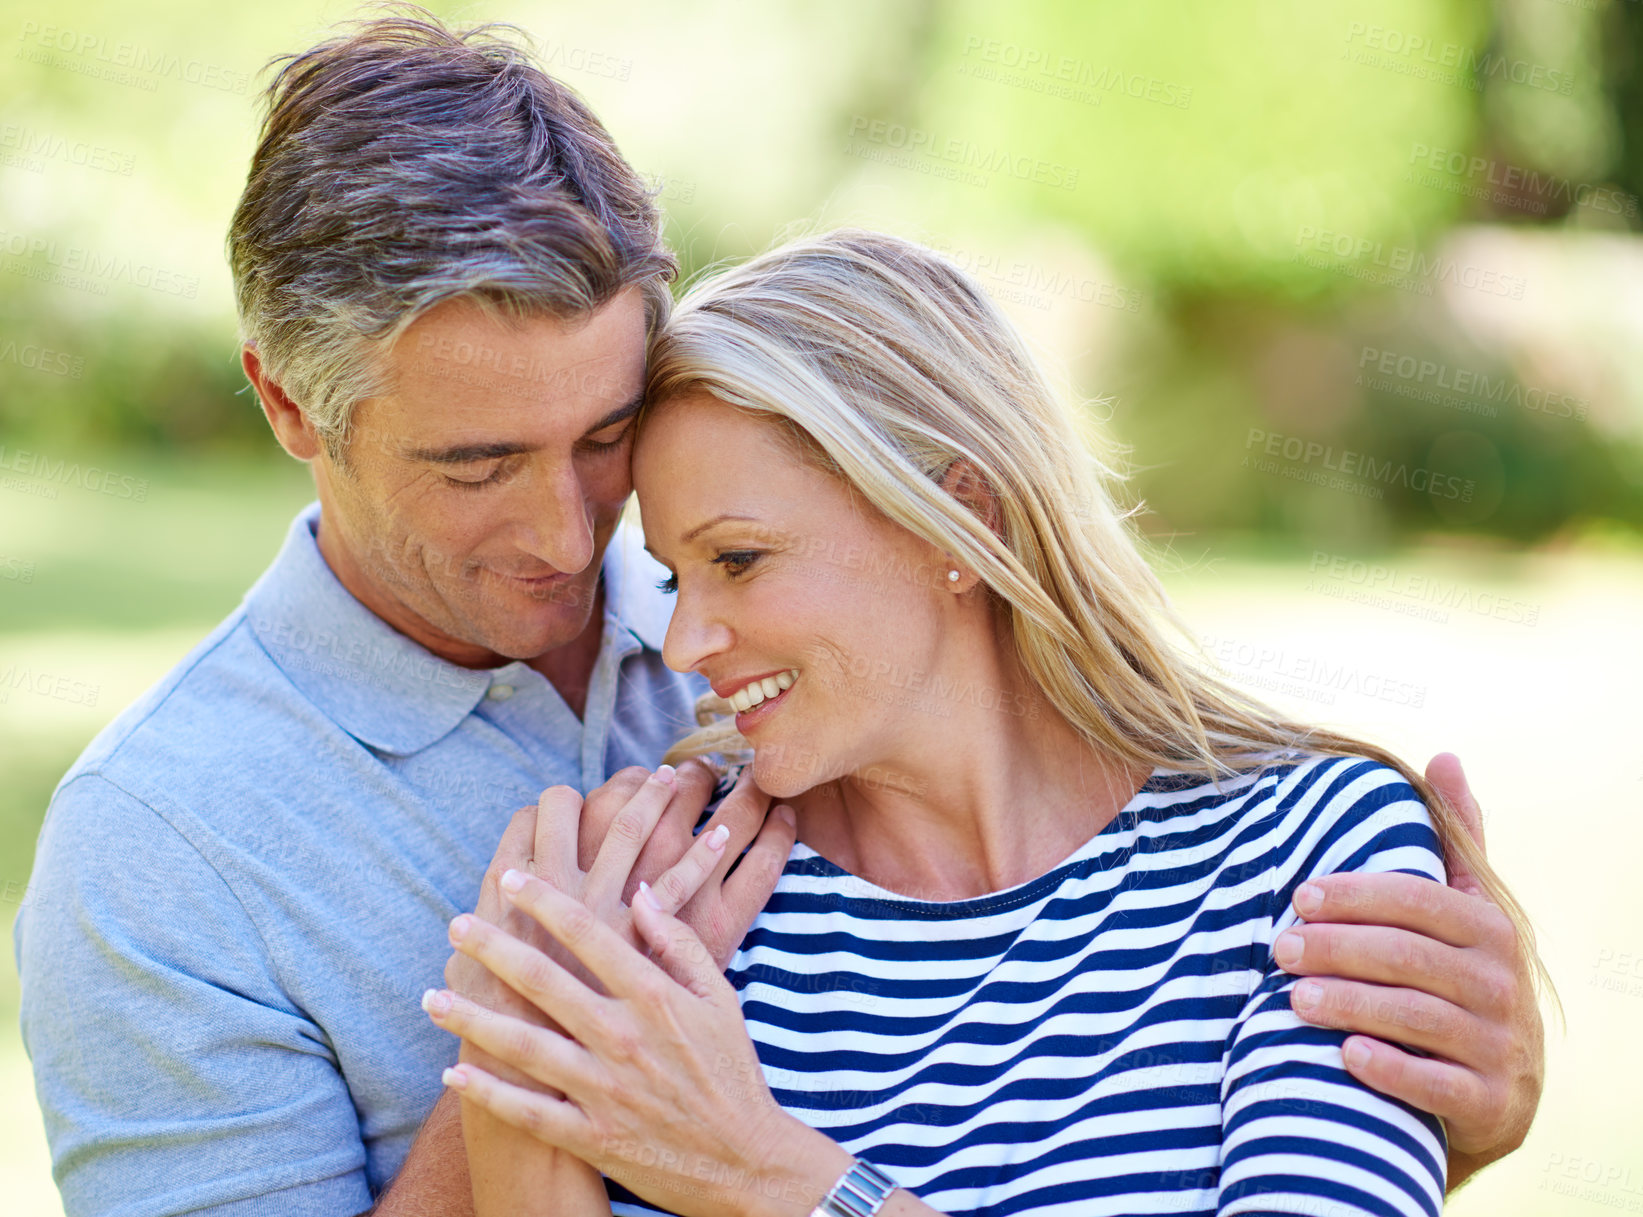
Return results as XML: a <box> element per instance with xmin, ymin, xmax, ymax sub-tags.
<box><xmin>1217</xmin><ymin>759</ymin><xmax>1448</xmax><ymax>1217</ymax></box>
<box><xmin>13</xmin><ymin>774</ymin><xmax>374</xmax><ymax>1217</ymax></box>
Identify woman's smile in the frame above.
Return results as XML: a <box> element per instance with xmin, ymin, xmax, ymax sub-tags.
<box><xmin>717</xmin><ymin>668</ymin><xmax>799</xmax><ymax>717</ymax></box>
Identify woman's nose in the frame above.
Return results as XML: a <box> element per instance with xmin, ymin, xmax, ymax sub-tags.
<box><xmin>661</xmin><ymin>588</ymin><xmax>735</xmax><ymax>676</ymax></box>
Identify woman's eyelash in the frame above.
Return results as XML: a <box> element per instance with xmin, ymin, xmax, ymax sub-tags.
<box><xmin>654</xmin><ymin>550</ymin><xmax>761</xmax><ymax>596</ymax></box>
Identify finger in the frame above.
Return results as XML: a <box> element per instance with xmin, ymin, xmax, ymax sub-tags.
<box><xmin>703</xmin><ymin>766</ymin><xmax>771</xmax><ymax>886</ymax></box>
<box><xmin>1426</xmin><ymin>752</ymin><xmax>1486</xmax><ymax>896</ymax></box>
<box><xmin>648</xmin><ymin>822</ymin><xmax>733</xmax><ymax>914</ymax></box>
<box><xmin>1292</xmin><ymin>871</ymin><xmax>1504</xmax><ymax>949</ymax></box>
<box><xmin>442</xmin><ymin>1061</ymin><xmax>590</xmax><ymax>1153</ymax></box>
<box><xmin>448</xmin><ymin>909</ymin><xmax>608</xmax><ymax>1042</ymax></box>
<box><xmin>1340</xmin><ymin>1034</ymin><xmax>1493</xmax><ymax>1134</ymax></box>
<box><xmin>575</xmin><ymin>766</ymin><xmax>651</xmax><ymax>871</ymax></box>
<box><xmin>474</xmin><ymin>805</ymin><xmax>539</xmax><ymax>919</ymax></box>
<box><xmin>422</xmin><ymin>987</ymin><xmax>594</xmax><ymax>1097</ymax></box>
<box><xmin>1289</xmin><ymin>976</ymin><xmax>1492</xmax><ymax>1065</ymax></box>
<box><xmin>1273</xmin><ymin>922</ymin><xmax>1498</xmax><ymax>1010</ymax></box>
<box><xmin>632</xmin><ymin>881</ymin><xmax>735</xmax><ymax>1004</ymax></box>
<box><xmin>625</xmin><ymin>759</ymin><xmax>720</xmax><ymax>904</ymax></box>
<box><xmin>499</xmin><ymin>869</ymin><xmax>666</xmax><ymax>1000</ymax></box>
<box><xmin>584</xmin><ymin>767</ymin><xmax>679</xmax><ymax>905</ymax></box>
<box><xmin>531</xmin><ymin>786</ymin><xmax>585</xmax><ymax>885</ymax></box>
<box><xmin>718</xmin><ymin>803</ymin><xmax>796</xmax><ymax>926</ymax></box>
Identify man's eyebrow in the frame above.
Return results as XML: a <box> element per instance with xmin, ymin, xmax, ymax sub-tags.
<box><xmin>405</xmin><ymin>395</ymin><xmax>643</xmax><ymax>464</ymax></box>
<box><xmin>580</xmin><ymin>394</ymin><xmax>644</xmax><ymax>438</ymax></box>
<box><xmin>406</xmin><ymin>440</ymin><xmax>537</xmax><ymax>464</ymax></box>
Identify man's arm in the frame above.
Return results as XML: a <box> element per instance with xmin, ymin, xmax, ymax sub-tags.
<box><xmin>361</xmin><ymin>1091</ymin><xmax>472</xmax><ymax>1216</ymax></box>
<box><xmin>15</xmin><ymin>776</ymin><xmax>377</xmax><ymax>1216</ymax></box>
<box><xmin>1274</xmin><ymin>753</ymin><xmax>1545</xmax><ymax>1192</ymax></box>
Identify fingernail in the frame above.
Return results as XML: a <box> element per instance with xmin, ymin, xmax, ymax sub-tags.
<box><xmin>448</xmin><ymin>914</ymin><xmax>472</xmax><ymax>942</ymax></box>
<box><xmin>442</xmin><ymin>1066</ymin><xmax>468</xmax><ymax>1090</ymax></box>
<box><xmin>1274</xmin><ymin>931</ymin><xmax>1304</xmax><ymax>969</ymax></box>
<box><xmin>1294</xmin><ymin>979</ymin><xmax>1322</xmax><ymax>1010</ymax></box>
<box><xmin>1294</xmin><ymin>882</ymin><xmax>1324</xmax><ymax>916</ymax></box>
<box><xmin>422</xmin><ymin>988</ymin><xmax>451</xmax><ymax>1016</ymax></box>
<box><xmin>1344</xmin><ymin>1039</ymin><xmax>1372</xmax><ymax>1070</ymax></box>
<box><xmin>705</xmin><ymin>824</ymin><xmax>730</xmax><ymax>852</ymax></box>
<box><xmin>775</xmin><ymin>804</ymin><xmax>796</xmax><ymax>827</ymax></box>
<box><xmin>656</xmin><ymin>764</ymin><xmax>677</xmax><ymax>786</ymax></box>
<box><xmin>637</xmin><ymin>880</ymin><xmax>662</xmax><ymax>911</ymax></box>
<box><xmin>500</xmin><ymin>869</ymin><xmax>526</xmax><ymax>893</ymax></box>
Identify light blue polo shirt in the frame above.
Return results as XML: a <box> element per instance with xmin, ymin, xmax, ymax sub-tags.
<box><xmin>12</xmin><ymin>502</ymin><xmax>705</xmax><ymax>1217</ymax></box>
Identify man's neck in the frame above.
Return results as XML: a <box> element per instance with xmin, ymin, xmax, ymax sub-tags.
<box><xmin>311</xmin><ymin>509</ymin><xmax>609</xmax><ymax>720</ymax></box>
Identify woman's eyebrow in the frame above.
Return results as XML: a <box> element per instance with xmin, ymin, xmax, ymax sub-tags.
<box><xmin>682</xmin><ymin>513</ymin><xmax>759</xmax><ymax>542</ymax></box>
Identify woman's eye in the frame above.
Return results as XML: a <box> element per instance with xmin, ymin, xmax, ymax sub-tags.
<box><xmin>713</xmin><ymin>550</ymin><xmax>760</xmax><ymax>577</ymax></box>
<box><xmin>655</xmin><ymin>572</ymin><xmax>678</xmax><ymax>595</ymax></box>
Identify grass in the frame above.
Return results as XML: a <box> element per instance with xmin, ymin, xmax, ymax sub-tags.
<box><xmin>1</xmin><ymin>450</ymin><xmax>1639</xmax><ymax>1215</ymax></box>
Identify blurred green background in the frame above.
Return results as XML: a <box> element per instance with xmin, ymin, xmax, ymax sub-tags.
<box><xmin>3</xmin><ymin>0</ymin><xmax>1641</xmax><ymax>1213</ymax></box>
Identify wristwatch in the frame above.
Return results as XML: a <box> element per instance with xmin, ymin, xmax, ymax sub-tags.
<box><xmin>809</xmin><ymin>1158</ymin><xmax>899</xmax><ymax>1217</ymax></box>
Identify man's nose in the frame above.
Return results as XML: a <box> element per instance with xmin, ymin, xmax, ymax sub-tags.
<box><xmin>515</xmin><ymin>463</ymin><xmax>595</xmax><ymax>573</ymax></box>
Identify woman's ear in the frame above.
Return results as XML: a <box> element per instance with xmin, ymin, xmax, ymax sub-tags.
<box><xmin>938</xmin><ymin>460</ymin><xmax>1003</xmax><ymax>539</ymax></box>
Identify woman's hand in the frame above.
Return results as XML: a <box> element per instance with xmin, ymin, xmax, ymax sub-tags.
<box><xmin>442</xmin><ymin>763</ymin><xmax>795</xmax><ymax>1071</ymax></box>
<box><xmin>426</xmin><ymin>872</ymin><xmax>857</xmax><ymax>1217</ymax></box>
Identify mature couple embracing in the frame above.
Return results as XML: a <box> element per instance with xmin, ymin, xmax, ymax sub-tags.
<box><xmin>14</xmin><ymin>12</ymin><xmax>1547</xmax><ymax>1217</ymax></box>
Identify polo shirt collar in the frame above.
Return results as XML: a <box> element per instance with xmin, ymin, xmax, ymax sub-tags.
<box><xmin>243</xmin><ymin>503</ymin><xmax>675</xmax><ymax>756</ymax></box>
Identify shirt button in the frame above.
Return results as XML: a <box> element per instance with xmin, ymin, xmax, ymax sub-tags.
<box><xmin>488</xmin><ymin>684</ymin><xmax>514</xmax><ymax>701</ymax></box>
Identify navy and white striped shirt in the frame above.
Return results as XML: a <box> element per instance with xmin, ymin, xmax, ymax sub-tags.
<box><xmin>610</xmin><ymin>756</ymin><xmax>1447</xmax><ymax>1217</ymax></box>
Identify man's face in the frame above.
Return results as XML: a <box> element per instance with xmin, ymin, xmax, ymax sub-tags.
<box><xmin>310</xmin><ymin>288</ymin><xmax>647</xmax><ymax>666</ymax></box>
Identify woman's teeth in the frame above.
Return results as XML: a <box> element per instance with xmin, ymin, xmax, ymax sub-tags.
<box><xmin>729</xmin><ymin>669</ymin><xmax>798</xmax><ymax>713</ymax></box>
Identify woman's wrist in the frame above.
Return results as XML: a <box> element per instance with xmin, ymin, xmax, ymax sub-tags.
<box><xmin>731</xmin><ymin>1116</ymin><xmax>856</xmax><ymax>1217</ymax></box>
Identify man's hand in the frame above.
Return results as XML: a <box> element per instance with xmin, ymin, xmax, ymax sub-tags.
<box><xmin>444</xmin><ymin>761</ymin><xmax>795</xmax><ymax>1084</ymax></box>
<box><xmin>1273</xmin><ymin>752</ymin><xmax>1544</xmax><ymax>1191</ymax></box>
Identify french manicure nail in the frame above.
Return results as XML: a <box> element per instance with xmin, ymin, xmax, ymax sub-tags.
<box><xmin>500</xmin><ymin>869</ymin><xmax>526</xmax><ymax>893</ymax></box>
<box><xmin>421</xmin><ymin>988</ymin><xmax>451</xmax><ymax>1016</ymax></box>
<box><xmin>448</xmin><ymin>914</ymin><xmax>472</xmax><ymax>941</ymax></box>
<box><xmin>637</xmin><ymin>880</ymin><xmax>662</xmax><ymax>911</ymax></box>
<box><xmin>705</xmin><ymin>824</ymin><xmax>730</xmax><ymax>852</ymax></box>
<box><xmin>442</xmin><ymin>1066</ymin><xmax>468</xmax><ymax>1090</ymax></box>
<box><xmin>656</xmin><ymin>764</ymin><xmax>677</xmax><ymax>786</ymax></box>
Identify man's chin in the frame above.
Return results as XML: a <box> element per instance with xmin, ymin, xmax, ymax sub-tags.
<box><xmin>466</xmin><ymin>598</ymin><xmax>597</xmax><ymax>661</ymax></box>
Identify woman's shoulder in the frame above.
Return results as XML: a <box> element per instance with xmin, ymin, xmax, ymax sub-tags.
<box><xmin>1226</xmin><ymin>752</ymin><xmax>1444</xmax><ymax>885</ymax></box>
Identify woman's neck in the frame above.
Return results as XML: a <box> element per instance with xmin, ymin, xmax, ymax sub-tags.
<box><xmin>788</xmin><ymin>677</ymin><xmax>1151</xmax><ymax>903</ymax></box>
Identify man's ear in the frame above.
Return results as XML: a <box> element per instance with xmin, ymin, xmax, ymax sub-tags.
<box><xmin>242</xmin><ymin>344</ymin><xmax>321</xmax><ymax>461</ymax></box>
<box><xmin>938</xmin><ymin>459</ymin><xmax>1003</xmax><ymax>538</ymax></box>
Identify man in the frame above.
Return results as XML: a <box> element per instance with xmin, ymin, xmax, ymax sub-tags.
<box><xmin>13</xmin><ymin>13</ymin><xmax>1543</xmax><ymax>1216</ymax></box>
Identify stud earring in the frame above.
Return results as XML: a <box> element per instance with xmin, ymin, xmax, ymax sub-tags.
<box><xmin>947</xmin><ymin>569</ymin><xmax>961</xmax><ymax>582</ymax></box>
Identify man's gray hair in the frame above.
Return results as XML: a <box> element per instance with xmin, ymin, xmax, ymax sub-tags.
<box><xmin>228</xmin><ymin>9</ymin><xmax>676</xmax><ymax>459</ymax></box>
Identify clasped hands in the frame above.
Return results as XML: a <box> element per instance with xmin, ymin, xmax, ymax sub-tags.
<box><xmin>425</xmin><ymin>753</ymin><xmax>1544</xmax><ymax>1208</ymax></box>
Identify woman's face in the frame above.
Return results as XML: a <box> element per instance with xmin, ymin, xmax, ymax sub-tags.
<box><xmin>632</xmin><ymin>392</ymin><xmax>956</xmax><ymax>799</ymax></box>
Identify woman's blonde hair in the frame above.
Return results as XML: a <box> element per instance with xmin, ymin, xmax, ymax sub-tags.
<box><xmin>643</xmin><ymin>227</ymin><xmax>1551</xmax><ymax>1003</ymax></box>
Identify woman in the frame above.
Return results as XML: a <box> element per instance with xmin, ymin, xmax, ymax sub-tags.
<box><xmin>423</xmin><ymin>230</ymin><xmax>1546</xmax><ymax>1215</ymax></box>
